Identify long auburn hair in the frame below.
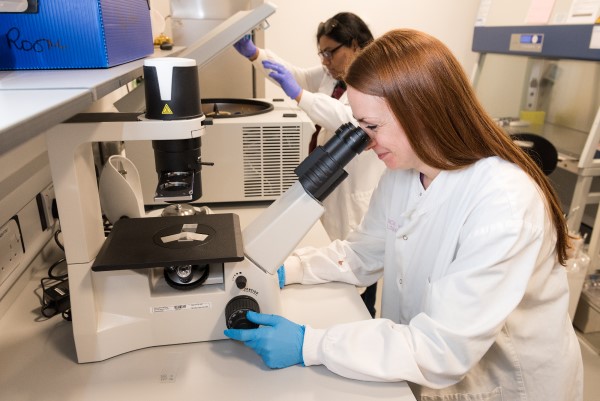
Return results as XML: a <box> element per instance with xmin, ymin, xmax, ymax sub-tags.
<box><xmin>345</xmin><ymin>29</ymin><xmax>570</xmax><ymax>265</ymax></box>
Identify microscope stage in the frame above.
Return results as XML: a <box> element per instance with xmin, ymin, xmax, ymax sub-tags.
<box><xmin>92</xmin><ymin>213</ymin><xmax>244</xmax><ymax>271</ymax></box>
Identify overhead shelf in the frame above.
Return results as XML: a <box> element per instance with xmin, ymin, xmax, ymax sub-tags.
<box><xmin>472</xmin><ymin>24</ymin><xmax>600</xmax><ymax>61</ymax></box>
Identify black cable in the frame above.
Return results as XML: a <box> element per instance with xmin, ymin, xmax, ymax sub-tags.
<box><xmin>47</xmin><ymin>257</ymin><xmax>67</xmax><ymax>280</ymax></box>
<box><xmin>39</xmin><ymin>226</ymin><xmax>70</xmax><ymax>321</ymax></box>
<box><xmin>40</xmin><ymin>276</ymin><xmax>69</xmax><ymax>320</ymax></box>
<box><xmin>40</xmin><ymin>278</ymin><xmax>57</xmax><ymax>318</ymax></box>
<box><xmin>54</xmin><ymin>229</ymin><xmax>64</xmax><ymax>251</ymax></box>
<box><xmin>39</xmin><ymin>216</ymin><xmax>111</xmax><ymax>321</ymax></box>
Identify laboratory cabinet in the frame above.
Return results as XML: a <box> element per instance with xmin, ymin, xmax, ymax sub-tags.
<box><xmin>471</xmin><ymin>0</ymin><xmax>600</xmax><ymax>355</ymax></box>
<box><xmin>474</xmin><ymin>52</ymin><xmax>600</xmax><ymax>238</ymax></box>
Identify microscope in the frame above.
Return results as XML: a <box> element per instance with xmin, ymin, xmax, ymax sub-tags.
<box><xmin>45</xmin><ymin>57</ymin><xmax>371</xmax><ymax>363</ymax></box>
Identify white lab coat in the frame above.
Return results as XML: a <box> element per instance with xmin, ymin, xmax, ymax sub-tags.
<box><xmin>284</xmin><ymin>157</ymin><xmax>583</xmax><ymax>400</ymax></box>
<box><xmin>252</xmin><ymin>49</ymin><xmax>386</xmax><ymax>240</ymax></box>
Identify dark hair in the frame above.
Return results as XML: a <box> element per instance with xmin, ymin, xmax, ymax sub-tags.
<box><xmin>345</xmin><ymin>29</ymin><xmax>570</xmax><ymax>265</ymax></box>
<box><xmin>317</xmin><ymin>12</ymin><xmax>373</xmax><ymax>49</ymax></box>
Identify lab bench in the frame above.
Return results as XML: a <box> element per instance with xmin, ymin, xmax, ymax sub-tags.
<box><xmin>0</xmin><ymin>271</ymin><xmax>414</xmax><ymax>401</ymax></box>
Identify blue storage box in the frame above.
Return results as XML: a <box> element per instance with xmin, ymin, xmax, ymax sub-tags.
<box><xmin>0</xmin><ymin>0</ymin><xmax>154</xmax><ymax>69</ymax></box>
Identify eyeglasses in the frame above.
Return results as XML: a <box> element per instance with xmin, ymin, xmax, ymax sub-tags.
<box><xmin>318</xmin><ymin>43</ymin><xmax>344</xmax><ymax>60</ymax></box>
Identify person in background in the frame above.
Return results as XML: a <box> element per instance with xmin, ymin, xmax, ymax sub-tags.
<box><xmin>225</xmin><ymin>29</ymin><xmax>584</xmax><ymax>400</ymax></box>
<box><xmin>234</xmin><ymin>12</ymin><xmax>385</xmax><ymax>317</ymax></box>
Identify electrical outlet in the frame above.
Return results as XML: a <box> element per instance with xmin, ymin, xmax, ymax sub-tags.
<box><xmin>36</xmin><ymin>184</ymin><xmax>55</xmax><ymax>231</ymax></box>
<box><xmin>0</xmin><ymin>217</ymin><xmax>24</xmax><ymax>287</ymax></box>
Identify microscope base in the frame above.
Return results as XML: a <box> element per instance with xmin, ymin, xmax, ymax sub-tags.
<box><xmin>69</xmin><ymin>258</ymin><xmax>282</xmax><ymax>363</ymax></box>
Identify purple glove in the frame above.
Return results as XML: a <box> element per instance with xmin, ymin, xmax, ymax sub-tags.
<box><xmin>224</xmin><ymin>311</ymin><xmax>305</xmax><ymax>369</ymax></box>
<box><xmin>233</xmin><ymin>35</ymin><xmax>257</xmax><ymax>58</ymax></box>
<box><xmin>262</xmin><ymin>60</ymin><xmax>302</xmax><ymax>100</ymax></box>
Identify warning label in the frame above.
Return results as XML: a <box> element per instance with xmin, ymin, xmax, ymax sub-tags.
<box><xmin>162</xmin><ymin>104</ymin><xmax>173</xmax><ymax>115</ymax></box>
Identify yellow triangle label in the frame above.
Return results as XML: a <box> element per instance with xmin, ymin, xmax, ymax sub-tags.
<box><xmin>162</xmin><ymin>104</ymin><xmax>173</xmax><ymax>115</ymax></box>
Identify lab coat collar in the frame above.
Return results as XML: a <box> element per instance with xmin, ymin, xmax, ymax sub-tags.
<box><xmin>408</xmin><ymin>168</ymin><xmax>456</xmax><ymax>218</ymax></box>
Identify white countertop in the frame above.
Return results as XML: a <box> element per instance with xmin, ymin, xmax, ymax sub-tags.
<box><xmin>0</xmin><ymin>277</ymin><xmax>414</xmax><ymax>401</ymax></box>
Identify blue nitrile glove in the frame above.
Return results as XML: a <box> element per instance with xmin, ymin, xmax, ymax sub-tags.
<box><xmin>233</xmin><ymin>34</ymin><xmax>257</xmax><ymax>58</ymax></box>
<box><xmin>224</xmin><ymin>311</ymin><xmax>305</xmax><ymax>369</ymax></box>
<box><xmin>277</xmin><ymin>265</ymin><xmax>285</xmax><ymax>289</ymax></box>
<box><xmin>262</xmin><ymin>60</ymin><xmax>302</xmax><ymax>100</ymax></box>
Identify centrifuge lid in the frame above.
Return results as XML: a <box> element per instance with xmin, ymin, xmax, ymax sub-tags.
<box><xmin>179</xmin><ymin>2</ymin><xmax>277</xmax><ymax>69</ymax></box>
<box><xmin>201</xmin><ymin>98</ymin><xmax>273</xmax><ymax>118</ymax></box>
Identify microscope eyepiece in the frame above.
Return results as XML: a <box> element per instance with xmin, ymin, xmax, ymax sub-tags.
<box><xmin>295</xmin><ymin>123</ymin><xmax>370</xmax><ymax>202</ymax></box>
<box><xmin>322</xmin><ymin>123</ymin><xmax>371</xmax><ymax>166</ymax></box>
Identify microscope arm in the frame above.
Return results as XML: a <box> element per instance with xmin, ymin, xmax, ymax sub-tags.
<box><xmin>242</xmin><ymin>181</ymin><xmax>324</xmax><ymax>275</ymax></box>
<box><xmin>45</xmin><ymin>115</ymin><xmax>205</xmax><ymax>265</ymax></box>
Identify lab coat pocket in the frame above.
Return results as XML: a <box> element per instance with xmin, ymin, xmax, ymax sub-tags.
<box><xmin>420</xmin><ymin>386</ymin><xmax>503</xmax><ymax>401</ymax></box>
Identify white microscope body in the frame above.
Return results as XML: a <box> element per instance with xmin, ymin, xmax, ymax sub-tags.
<box><xmin>46</xmin><ymin>56</ymin><xmax>370</xmax><ymax>363</ymax></box>
<box><xmin>45</xmin><ymin>58</ymin><xmax>275</xmax><ymax>363</ymax></box>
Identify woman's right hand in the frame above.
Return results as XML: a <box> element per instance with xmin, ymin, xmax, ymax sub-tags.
<box><xmin>233</xmin><ymin>34</ymin><xmax>258</xmax><ymax>60</ymax></box>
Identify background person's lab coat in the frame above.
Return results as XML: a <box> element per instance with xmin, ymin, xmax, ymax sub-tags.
<box><xmin>252</xmin><ymin>48</ymin><xmax>386</xmax><ymax>240</ymax></box>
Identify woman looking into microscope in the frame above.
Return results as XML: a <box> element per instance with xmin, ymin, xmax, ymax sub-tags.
<box><xmin>226</xmin><ymin>29</ymin><xmax>583</xmax><ymax>400</ymax></box>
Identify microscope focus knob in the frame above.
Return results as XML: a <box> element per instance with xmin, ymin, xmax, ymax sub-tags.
<box><xmin>235</xmin><ymin>275</ymin><xmax>247</xmax><ymax>289</ymax></box>
<box><xmin>225</xmin><ymin>295</ymin><xmax>260</xmax><ymax>329</ymax></box>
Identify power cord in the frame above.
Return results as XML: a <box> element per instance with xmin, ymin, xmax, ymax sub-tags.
<box><xmin>40</xmin><ymin>228</ymin><xmax>71</xmax><ymax>321</ymax></box>
<box><xmin>40</xmin><ymin>215</ymin><xmax>114</xmax><ymax>321</ymax></box>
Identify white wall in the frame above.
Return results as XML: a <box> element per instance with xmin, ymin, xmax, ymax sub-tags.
<box><xmin>150</xmin><ymin>0</ymin><xmax>482</xmax><ymax>98</ymax></box>
<box><xmin>260</xmin><ymin>0</ymin><xmax>482</xmax><ymax>98</ymax></box>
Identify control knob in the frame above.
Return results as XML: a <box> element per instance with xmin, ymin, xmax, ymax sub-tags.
<box><xmin>235</xmin><ymin>275</ymin><xmax>247</xmax><ymax>289</ymax></box>
<box><xmin>225</xmin><ymin>295</ymin><xmax>260</xmax><ymax>329</ymax></box>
